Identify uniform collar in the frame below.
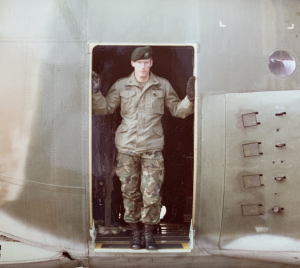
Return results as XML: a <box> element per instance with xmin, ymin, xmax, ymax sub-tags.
<box><xmin>147</xmin><ymin>72</ymin><xmax>160</xmax><ymax>87</ymax></box>
<box><xmin>126</xmin><ymin>72</ymin><xmax>140</xmax><ymax>87</ymax></box>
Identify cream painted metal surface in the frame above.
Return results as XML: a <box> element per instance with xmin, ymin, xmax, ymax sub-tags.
<box><xmin>199</xmin><ymin>92</ymin><xmax>300</xmax><ymax>264</ymax></box>
<box><xmin>197</xmin><ymin>94</ymin><xmax>225</xmax><ymax>250</ymax></box>
<box><xmin>1</xmin><ymin>0</ymin><xmax>300</xmax><ymax>267</ymax></box>
<box><xmin>0</xmin><ymin>241</ymin><xmax>60</xmax><ymax>263</ymax></box>
<box><xmin>0</xmin><ymin>0</ymin><xmax>89</xmax><ymax>256</ymax></box>
<box><xmin>220</xmin><ymin>91</ymin><xmax>300</xmax><ymax>249</ymax></box>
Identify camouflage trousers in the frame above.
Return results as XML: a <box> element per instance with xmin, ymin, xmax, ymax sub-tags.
<box><xmin>116</xmin><ymin>151</ymin><xmax>164</xmax><ymax>224</ymax></box>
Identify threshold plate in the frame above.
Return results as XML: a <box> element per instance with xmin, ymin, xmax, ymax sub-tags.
<box><xmin>94</xmin><ymin>243</ymin><xmax>191</xmax><ymax>253</ymax></box>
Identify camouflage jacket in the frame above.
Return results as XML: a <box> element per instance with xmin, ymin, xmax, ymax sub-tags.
<box><xmin>92</xmin><ymin>72</ymin><xmax>194</xmax><ymax>153</ymax></box>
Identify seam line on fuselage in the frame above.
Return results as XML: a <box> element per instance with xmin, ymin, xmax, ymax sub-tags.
<box><xmin>218</xmin><ymin>94</ymin><xmax>226</xmax><ymax>250</ymax></box>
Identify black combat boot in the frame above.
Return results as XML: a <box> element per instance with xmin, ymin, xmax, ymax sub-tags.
<box><xmin>144</xmin><ymin>224</ymin><xmax>158</xmax><ymax>250</ymax></box>
<box><xmin>129</xmin><ymin>223</ymin><xmax>142</xmax><ymax>250</ymax></box>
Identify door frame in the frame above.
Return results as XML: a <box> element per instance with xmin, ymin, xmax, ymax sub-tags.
<box><xmin>88</xmin><ymin>42</ymin><xmax>199</xmax><ymax>230</ymax></box>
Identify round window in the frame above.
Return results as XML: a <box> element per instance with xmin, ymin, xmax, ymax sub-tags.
<box><xmin>268</xmin><ymin>50</ymin><xmax>296</xmax><ymax>78</ymax></box>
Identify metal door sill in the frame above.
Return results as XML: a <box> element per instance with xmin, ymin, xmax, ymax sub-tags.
<box><xmin>94</xmin><ymin>242</ymin><xmax>191</xmax><ymax>253</ymax></box>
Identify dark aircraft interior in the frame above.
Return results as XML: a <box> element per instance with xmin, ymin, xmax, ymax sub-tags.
<box><xmin>92</xmin><ymin>46</ymin><xmax>194</xmax><ymax>247</ymax></box>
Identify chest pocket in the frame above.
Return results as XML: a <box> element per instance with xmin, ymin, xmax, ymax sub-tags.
<box><xmin>151</xmin><ymin>90</ymin><xmax>164</xmax><ymax>114</ymax></box>
<box><xmin>120</xmin><ymin>90</ymin><xmax>136</xmax><ymax>114</ymax></box>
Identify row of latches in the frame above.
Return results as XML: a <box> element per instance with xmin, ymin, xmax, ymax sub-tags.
<box><xmin>240</xmin><ymin>111</ymin><xmax>287</xmax><ymax>215</ymax></box>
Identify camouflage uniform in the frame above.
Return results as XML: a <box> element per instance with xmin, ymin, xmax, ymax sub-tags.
<box><xmin>116</xmin><ymin>151</ymin><xmax>164</xmax><ymax>224</ymax></box>
<box><xmin>93</xmin><ymin>71</ymin><xmax>194</xmax><ymax>225</ymax></box>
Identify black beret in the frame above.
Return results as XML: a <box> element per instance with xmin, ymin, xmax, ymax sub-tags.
<box><xmin>131</xmin><ymin>46</ymin><xmax>153</xmax><ymax>61</ymax></box>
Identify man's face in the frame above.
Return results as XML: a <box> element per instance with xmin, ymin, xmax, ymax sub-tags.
<box><xmin>92</xmin><ymin>71</ymin><xmax>101</xmax><ymax>93</ymax></box>
<box><xmin>92</xmin><ymin>76</ymin><xmax>101</xmax><ymax>89</ymax></box>
<box><xmin>131</xmin><ymin>58</ymin><xmax>153</xmax><ymax>79</ymax></box>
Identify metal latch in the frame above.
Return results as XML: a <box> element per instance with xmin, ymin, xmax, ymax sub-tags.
<box><xmin>242</xmin><ymin>142</ymin><xmax>263</xmax><ymax>157</ymax></box>
<box><xmin>243</xmin><ymin>174</ymin><xmax>264</xmax><ymax>188</ymax></box>
<box><xmin>274</xmin><ymin>176</ymin><xmax>286</xmax><ymax>181</ymax></box>
<box><xmin>275</xmin><ymin>143</ymin><xmax>286</xmax><ymax>148</ymax></box>
<box><xmin>272</xmin><ymin>206</ymin><xmax>284</xmax><ymax>213</ymax></box>
<box><xmin>241</xmin><ymin>112</ymin><xmax>260</xmax><ymax>127</ymax></box>
<box><xmin>241</xmin><ymin>204</ymin><xmax>263</xmax><ymax>216</ymax></box>
<box><xmin>275</xmin><ymin>112</ymin><xmax>286</xmax><ymax>116</ymax></box>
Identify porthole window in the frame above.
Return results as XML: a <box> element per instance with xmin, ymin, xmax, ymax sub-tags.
<box><xmin>268</xmin><ymin>50</ymin><xmax>296</xmax><ymax>78</ymax></box>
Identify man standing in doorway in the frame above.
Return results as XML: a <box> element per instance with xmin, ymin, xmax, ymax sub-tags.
<box><xmin>92</xmin><ymin>46</ymin><xmax>195</xmax><ymax>250</ymax></box>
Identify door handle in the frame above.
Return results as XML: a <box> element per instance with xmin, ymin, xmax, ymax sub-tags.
<box><xmin>275</xmin><ymin>143</ymin><xmax>286</xmax><ymax>148</ymax></box>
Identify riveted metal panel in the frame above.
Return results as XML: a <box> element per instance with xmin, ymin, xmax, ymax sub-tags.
<box><xmin>191</xmin><ymin>255</ymin><xmax>288</xmax><ymax>268</ymax></box>
<box><xmin>0</xmin><ymin>241</ymin><xmax>60</xmax><ymax>264</ymax></box>
<box><xmin>2</xmin><ymin>0</ymin><xmax>300</xmax><ymax>265</ymax></box>
<box><xmin>0</xmin><ymin>260</ymin><xmax>62</xmax><ymax>268</ymax></box>
<box><xmin>87</xmin><ymin>0</ymin><xmax>200</xmax><ymax>44</ymax></box>
<box><xmin>0</xmin><ymin>0</ymin><xmax>89</xmax><ymax>256</ymax></box>
<box><xmin>0</xmin><ymin>0</ymin><xmax>87</xmax><ymax>42</ymax></box>
<box><xmin>59</xmin><ymin>257</ymin><xmax>81</xmax><ymax>268</ymax></box>
<box><xmin>88</xmin><ymin>0</ymin><xmax>300</xmax><ymax>95</ymax></box>
<box><xmin>220</xmin><ymin>91</ymin><xmax>300</xmax><ymax>250</ymax></box>
<box><xmin>196</xmin><ymin>94</ymin><xmax>225</xmax><ymax>250</ymax></box>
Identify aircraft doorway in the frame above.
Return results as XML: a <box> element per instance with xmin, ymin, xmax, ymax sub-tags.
<box><xmin>90</xmin><ymin>45</ymin><xmax>195</xmax><ymax>250</ymax></box>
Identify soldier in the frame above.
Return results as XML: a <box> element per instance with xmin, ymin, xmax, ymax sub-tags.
<box><xmin>92</xmin><ymin>46</ymin><xmax>195</xmax><ymax>250</ymax></box>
